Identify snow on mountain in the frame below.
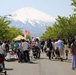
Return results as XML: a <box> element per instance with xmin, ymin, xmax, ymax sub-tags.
<box><xmin>8</xmin><ymin>7</ymin><xmax>56</xmax><ymax>37</ymax></box>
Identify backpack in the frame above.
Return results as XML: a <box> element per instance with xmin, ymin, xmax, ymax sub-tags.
<box><xmin>47</xmin><ymin>41</ymin><xmax>53</xmax><ymax>50</ymax></box>
<box><xmin>14</xmin><ymin>42</ymin><xmax>19</xmax><ymax>48</ymax></box>
<box><xmin>50</xmin><ymin>43</ymin><xmax>53</xmax><ymax>50</ymax></box>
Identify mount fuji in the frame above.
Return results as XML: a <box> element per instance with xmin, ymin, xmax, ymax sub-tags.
<box><xmin>7</xmin><ymin>7</ymin><xmax>56</xmax><ymax>37</ymax></box>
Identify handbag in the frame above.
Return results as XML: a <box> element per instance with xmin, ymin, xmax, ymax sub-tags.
<box><xmin>46</xmin><ymin>48</ymin><xmax>50</xmax><ymax>51</ymax></box>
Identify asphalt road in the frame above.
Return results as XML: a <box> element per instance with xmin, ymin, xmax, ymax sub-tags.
<box><xmin>4</xmin><ymin>53</ymin><xmax>76</xmax><ymax>75</ymax></box>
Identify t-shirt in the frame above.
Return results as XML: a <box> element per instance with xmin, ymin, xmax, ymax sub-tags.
<box><xmin>58</xmin><ymin>40</ymin><xmax>64</xmax><ymax>50</ymax></box>
<box><xmin>0</xmin><ymin>45</ymin><xmax>4</xmax><ymax>54</ymax></box>
<box><xmin>22</xmin><ymin>42</ymin><xmax>29</xmax><ymax>51</ymax></box>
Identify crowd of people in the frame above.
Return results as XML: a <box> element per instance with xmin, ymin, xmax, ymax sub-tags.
<box><xmin>0</xmin><ymin>37</ymin><xmax>76</xmax><ymax>70</ymax></box>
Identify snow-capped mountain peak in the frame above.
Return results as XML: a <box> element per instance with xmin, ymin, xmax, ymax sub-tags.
<box><xmin>9</xmin><ymin>7</ymin><xmax>55</xmax><ymax>26</ymax></box>
<box><xmin>8</xmin><ymin>7</ymin><xmax>56</xmax><ymax>37</ymax></box>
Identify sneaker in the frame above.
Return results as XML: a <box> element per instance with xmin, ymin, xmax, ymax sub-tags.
<box><xmin>61</xmin><ymin>58</ymin><xmax>63</xmax><ymax>61</ymax></box>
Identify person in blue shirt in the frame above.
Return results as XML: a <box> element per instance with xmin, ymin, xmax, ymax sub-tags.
<box><xmin>57</xmin><ymin>37</ymin><xmax>64</xmax><ymax>61</ymax></box>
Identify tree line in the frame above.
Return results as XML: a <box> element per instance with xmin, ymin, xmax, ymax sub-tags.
<box><xmin>0</xmin><ymin>16</ymin><xmax>23</xmax><ymax>41</ymax></box>
<box><xmin>0</xmin><ymin>0</ymin><xmax>76</xmax><ymax>41</ymax></box>
<box><xmin>41</xmin><ymin>0</ymin><xmax>76</xmax><ymax>41</ymax></box>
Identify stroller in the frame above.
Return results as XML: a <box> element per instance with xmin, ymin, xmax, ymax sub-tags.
<box><xmin>0</xmin><ymin>54</ymin><xmax>7</xmax><ymax>75</ymax></box>
<box><xmin>32</xmin><ymin>46</ymin><xmax>40</xmax><ymax>59</ymax></box>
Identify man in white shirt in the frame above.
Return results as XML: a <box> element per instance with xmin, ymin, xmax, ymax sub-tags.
<box><xmin>22</xmin><ymin>39</ymin><xmax>30</xmax><ymax>62</ymax></box>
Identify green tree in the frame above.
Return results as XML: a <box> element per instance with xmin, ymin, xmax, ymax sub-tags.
<box><xmin>41</xmin><ymin>15</ymin><xmax>76</xmax><ymax>40</ymax></box>
<box><xmin>41</xmin><ymin>0</ymin><xmax>76</xmax><ymax>41</ymax></box>
<box><xmin>7</xmin><ymin>27</ymin><xmax>23</xmax><ymax>40</ymax></box>
<box><xmin>71</xmin><ymin>0</ymin><xmax>76</xmax><ymax>11</ymax></box>
<box><xmin>0</xmin><ymin>16</ymin><xmax>23</xmax><ymax>41</ymax></box>
<box><xmin>0</xmin><ymin>16</ymin><xmax>11</xmax><ymax>41</ymax></box>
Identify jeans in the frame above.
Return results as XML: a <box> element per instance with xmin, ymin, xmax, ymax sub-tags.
<box><xmin>72</xmin><ymin>55</ymin><xmax>76</xmax><ymax>68</ymax></box>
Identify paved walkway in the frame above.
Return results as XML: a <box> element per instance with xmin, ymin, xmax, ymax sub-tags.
<box><xmin>4</xmin><ymin>53</ymin><xmax>76</xmax><ymax>75</ymax></box>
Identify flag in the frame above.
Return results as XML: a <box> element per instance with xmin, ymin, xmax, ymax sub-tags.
<box><xmin>25</xmin><ymin>30</ymin><xmax>30</xmax><ymax>35</ymax></box>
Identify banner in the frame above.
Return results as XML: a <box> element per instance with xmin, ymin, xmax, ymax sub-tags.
<box><xmin>25</xmin><ymin>30</ymin><xmax>30</xmax><ymax>35</ymax></box>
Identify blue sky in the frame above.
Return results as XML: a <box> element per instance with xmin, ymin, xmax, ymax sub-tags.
<box><xmin>0</xmin><ymin>0</ymin><xmax>74</xmax><ymax>18</ymax></box>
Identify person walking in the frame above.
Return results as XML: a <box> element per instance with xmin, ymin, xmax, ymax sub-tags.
<box><xmin>17</xmin><ymin>40</ymin><xmax>23</xmax><ymax>63</ymax></box>
<box><xmin>70</xmin><ymin>38</ymin><xmax>76</xmax><ymax>70</ymax></box>
<box><xmin>41</xmin><ymin>40</ymin><xmax>45</xmax><ymax>52</ymax></box>
<box><xmin>57</xmin><ymin>37</ymin><xmax>64</xmax><ymax>61</ymax></box>
<box><xmin>22</xmin><ymin>39</ymin><xmax>30</xmax><ymax>62</ymax></box>
<box><xmin>46</xmin><ymin>39</ymin><xmax>53</xmax><ymax>60</ymax></box>
<box><xmin>54</xmin><ymin>39</ymin><xmax>60</xmax><ymax>59</ymax></box>
<box><xmin>35</xmin><ymin>38</ymin><xmax>41</xmax><ymax>59</ymax></box>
